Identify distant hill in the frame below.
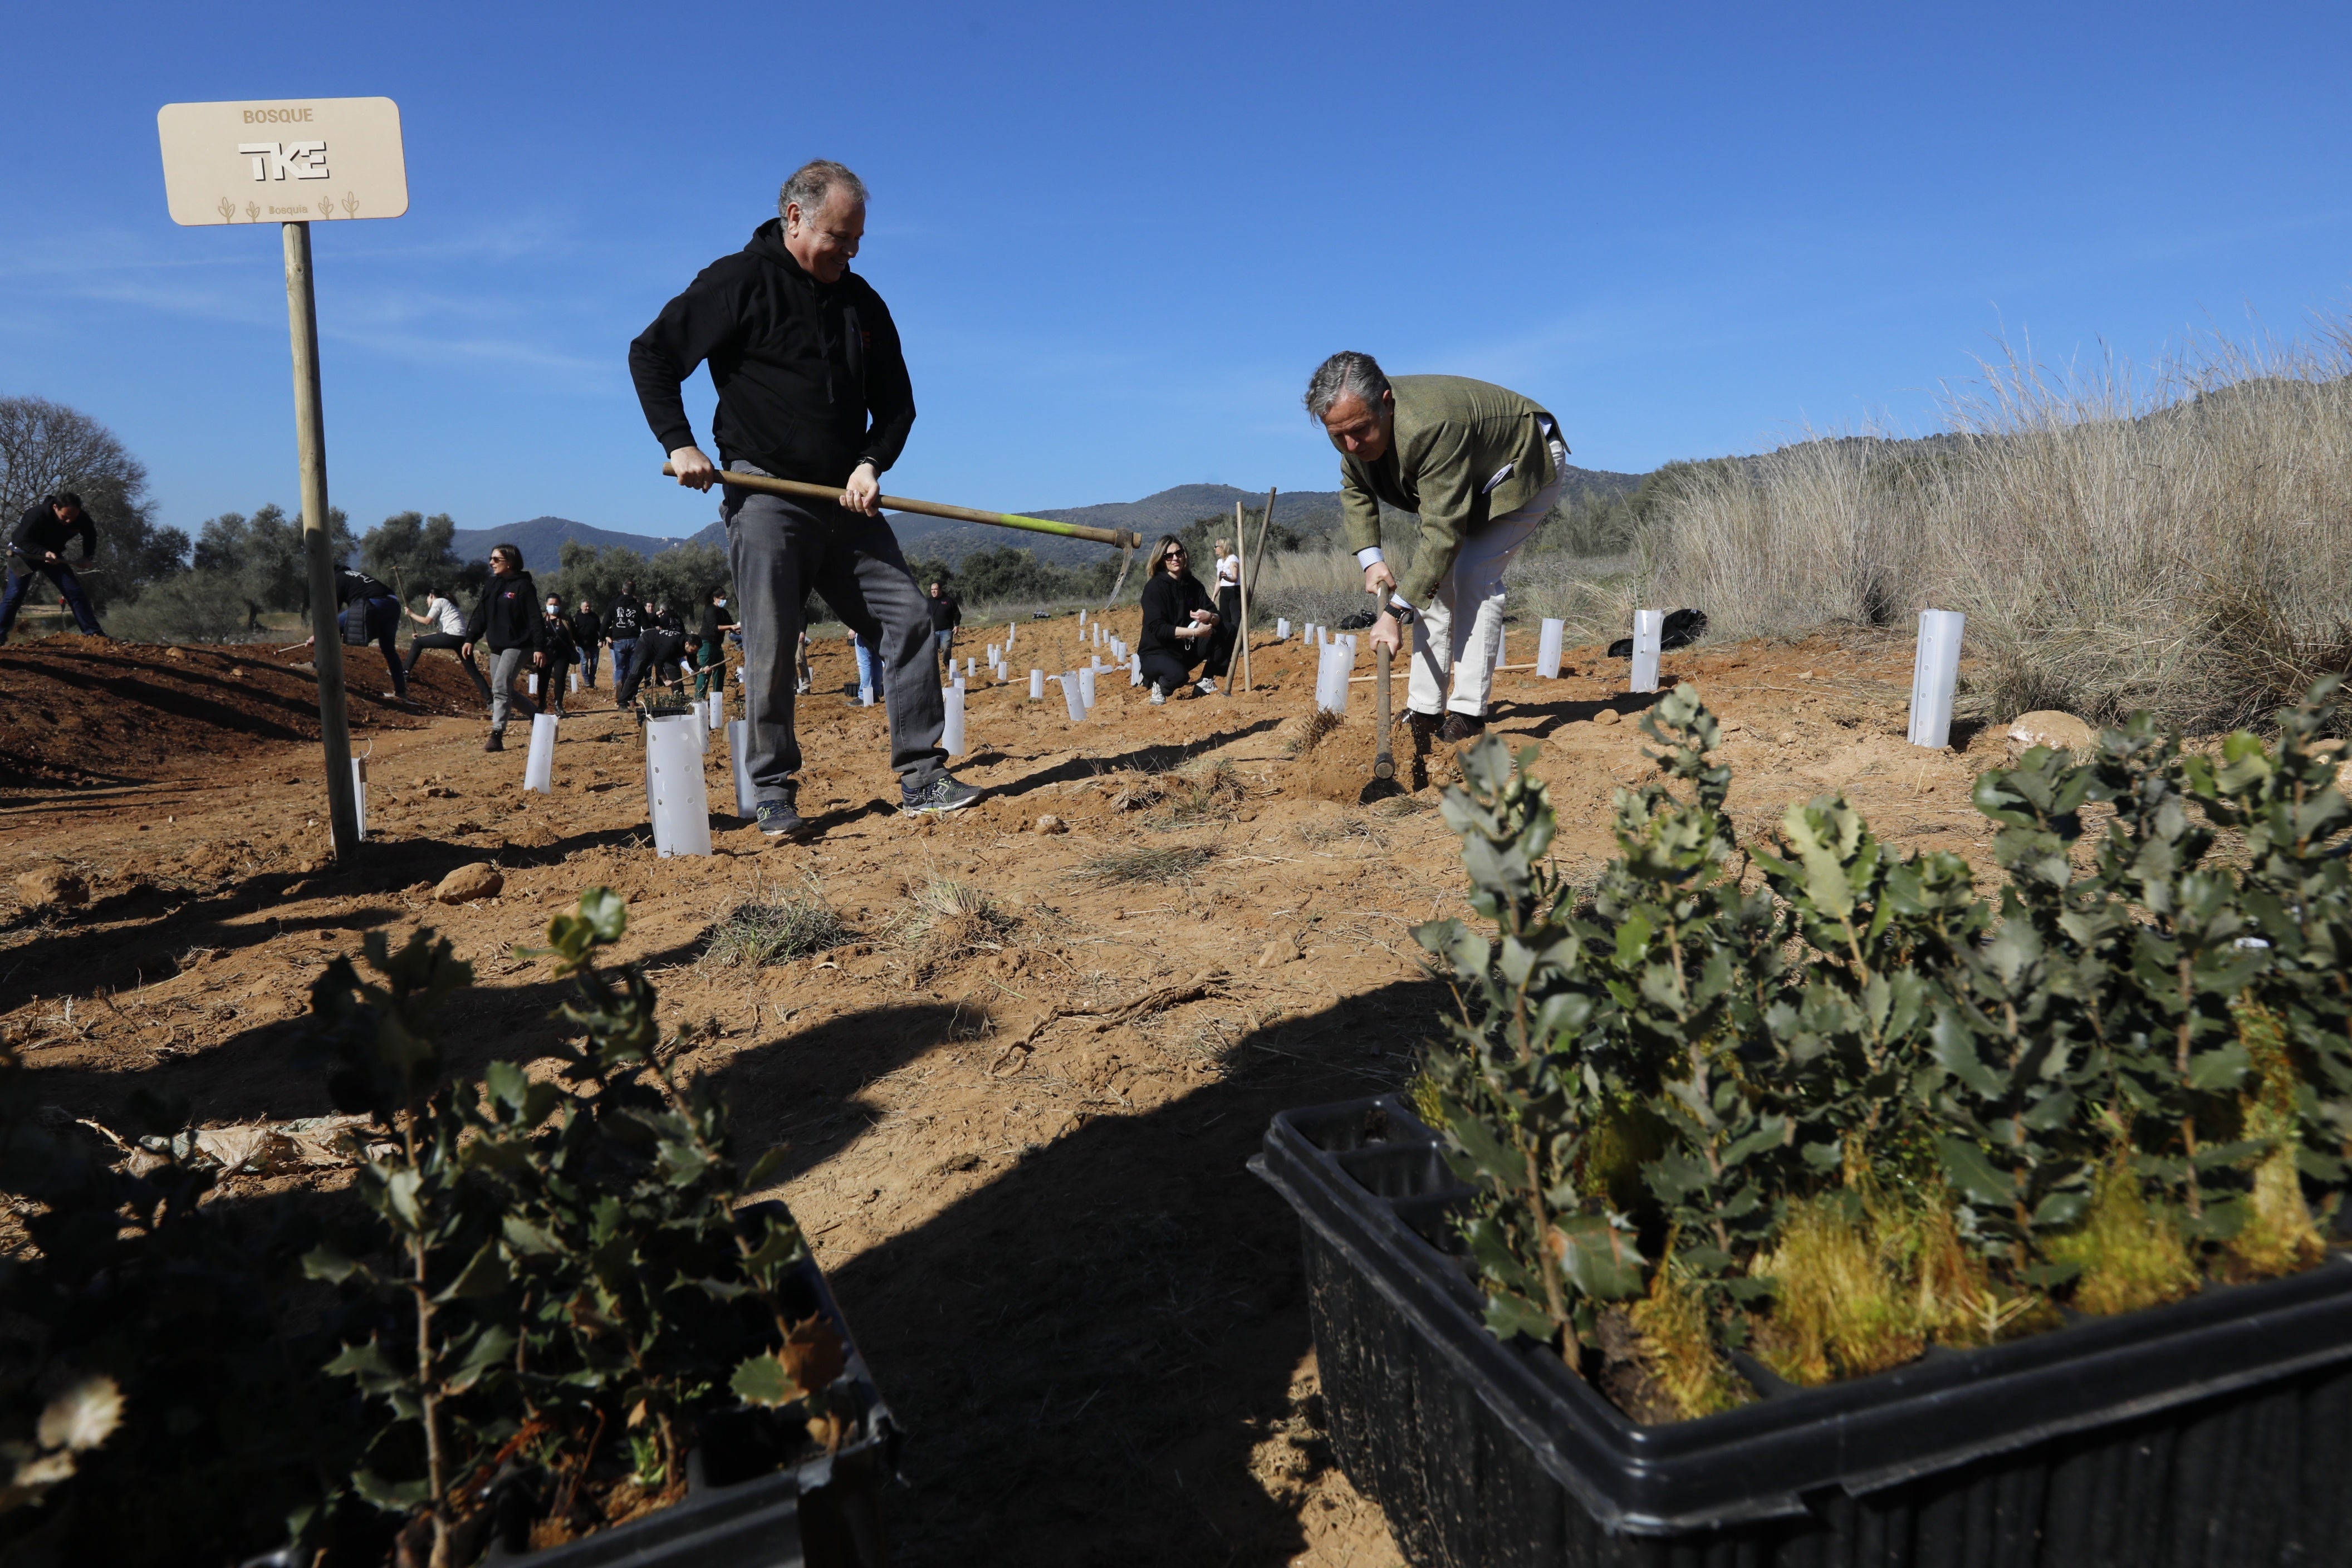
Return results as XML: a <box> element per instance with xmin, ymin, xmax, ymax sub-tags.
<box><xmin>447</xmin><ymin>516</ymin><xmax>712</xmax><ymax>568</ymax></box>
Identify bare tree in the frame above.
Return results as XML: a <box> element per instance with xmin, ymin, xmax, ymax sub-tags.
<box><xmin>0</xmin><ymin>395</ymin><xmax>187</xmax><ymax>606</ymax></box>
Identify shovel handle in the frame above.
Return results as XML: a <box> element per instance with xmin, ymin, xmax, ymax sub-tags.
<box><xmin>1372</xmin><ymin>591</ymin><xmax>1396</xmax><ymax>780</ymax></box>
<box><xmin>661</xmin><ymin>464</ymin><xmax>1140</xmax><ymax>551</ymax></box>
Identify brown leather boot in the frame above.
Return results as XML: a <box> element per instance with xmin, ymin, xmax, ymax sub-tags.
<box><xmin>484</xmin><ymin>731</ymin><xmax>504</xmax><ymax>752</ymax></box>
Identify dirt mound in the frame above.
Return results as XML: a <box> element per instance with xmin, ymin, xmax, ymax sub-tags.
<box><xmin>1288</xmin><ymin>707</ymin><xmax>1430</xmax><ymax>801</ymax></box>
<box><xmin>0</xmin><ymin>638</ymin><xmax>486</xmax><ymax>787</ymax></box>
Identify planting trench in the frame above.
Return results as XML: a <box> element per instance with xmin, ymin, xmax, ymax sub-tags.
<box><xmin>2</xmin><ymin>617</ymin><xmax>2017</xmax><ymax>1566</ymax></box>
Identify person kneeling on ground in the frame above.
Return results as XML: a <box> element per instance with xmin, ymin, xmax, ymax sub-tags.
<box><xmin>0</xmin><ymin>493</ymin><xmax>104</xmax><ymax>645</ymax></box>
<box><xmin>630</xmin><ymin>155</ymin><xmax>979</xmax><ymax>839</ymax></box>
<box><xmin>1307</xmin><ymin>351</ymin><xmax>1568</xmax><ymax>744</ymax></box>
<box><xmin>404</xmin><ymin>589</ymin><xmax>492</xmax><ymax>701</ymax></box>
<box><xmin>301</xmin><ymin>566</ymin><xmax>408</xmax><ymax>701</ymax></box>
<box><xmin>1137</xmin><ymin>535</ymin><xmax>1219</xmax><ymax>705</ymax></box>
<box><xmin>540</xmin><ymin>594</ymin><xmax>579</xmax><ymax>716</ymax></box>
<box><xmin>460</xmin><ymin>543</ymin><xmax>547</xmax><ymax>752</ymax></box>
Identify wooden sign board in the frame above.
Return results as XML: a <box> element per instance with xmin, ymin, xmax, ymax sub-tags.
<box><xmin>156</xmin><ymin>97</ymin><xmax>407</xmax><ymax>226</ymax></box>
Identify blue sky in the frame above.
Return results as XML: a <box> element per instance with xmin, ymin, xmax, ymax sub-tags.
<box><xmin>6</xmin><ymin>1</ymin><xmax>2349</xmax><ymax>546</ymax></box>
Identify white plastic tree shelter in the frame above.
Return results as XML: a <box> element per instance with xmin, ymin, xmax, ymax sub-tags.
<box><xmin>1129</xmin><ymin>653</ymin><xmax>1141</xmax><ymax>685</ymax></box>
<box><xmin>644</xmin><ymin>715</ymin><xmax>712</xmax><ymax>857</ymax></box>
<box><xmin>158</xmin><ymin>97</ymin><xmax>409</xmax><ymax>861</ymax></box>
<box><xmin>569</xmin><ymin>670</ymin><xmax>580</xmax><ymax>693</ymax></box>
<box><xmin>1059</xmin><ymin>672</ymin><xmax>1086</xmax><ymax>722</ymax></box>
<box><xmin>1030</xmin><ymin>669</ymin><xmax>1045</xmax><ymax>700</ymax></box>
<box><xmin>1538</xmin><ymin>618</ymin><xmax>1565</xmax><ymax>678</ymax></box>
<box><xmin>1630</xmin><ymin>610</ymin><xmax>1664</xmax><ymax>693</ymax></box>
<box><xmin>706</xmin><ymin>691</ymin><xmax>722</xmax><ymax>730</ymax></box>
<box><xmin>350</xmin><ymin>756</ymin><xmax>368</xmax><ymax>840</ymax></box>
<box><xmin>524</xmin><ymin>713</ymin><xmax>558</xmax><ymax>793</ymax></box>
<box><xmin>1079</xmin><ymin>665</ymin><xmax>1097</xmax><ymax>710</ymax></box>
<box><xmin>943</xmin><ymin>685</ymin><xmax>966</xmax><ymax>756</ymax></box>
<box><xmin>1277</xmin><ymin>618</ymin><xmax>1290</xmax><ymax>640</ymax></box>
<box><xmin>1908</xmin><ymin>609</ymin><xmax>1967</xmax><ymax>748</ymax></box>
<box><xmin>726</xmin><ymin>719</ymin><xmax>756</xmax><ymax>818</ymax></box>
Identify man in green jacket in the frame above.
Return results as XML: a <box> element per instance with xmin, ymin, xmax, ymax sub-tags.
<box><xmin>1306</xmin><ymin>351</ymin><xmax>1567</xmax><ymax>743</ymax></box>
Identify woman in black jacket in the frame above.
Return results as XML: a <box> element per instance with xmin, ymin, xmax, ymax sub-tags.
<box><xmin>460</xmin><ymin>543</ymin><xmax>548</xmax><ymax>751</ymax></box>
<box><xmin>1136</xmin><ymin>535</ymin><xmax>1220</xmax><ymax>704</ymax></box>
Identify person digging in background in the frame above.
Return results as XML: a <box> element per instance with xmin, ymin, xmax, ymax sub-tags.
<box><xmin>695</xmin><ymin>585</ymin><xmax>738</xmax><ymax>700</ymax></box>
<box><xmin>631</xmin><ymin>155</ymin><xmax>977</xmax><ymax>838</ymax></box>
<box><xmin>928</xmin><ymin>580</ymin><xmax>961</xmax><ymax>675</ymax></box>
<box><xmin>603</xmin><ymin>582</ymin><xmax>644</xmax><ymax>704</ymax></box>
<box><xmin>300</xmin><ymin>565</ymin><xmax>407</xmax><ymax>701</ymax></box>
<box><xmin>1136</xmin><ymin>535</ymin><xmax>1219</xmax><ymax>705</ymax></box>
<box><xmin>0</xmin><ymin>493</ymin><xmax>104</xmax><ymax>645</ymax></box>
<box><xmin>460</xmin><ymin>542</ymin><xmax>547</xmax><ymax>752</ymax></box>
<box><xmin>403</xmin><ymin>589</ymin><xmax>492</xmax><ymax>702</ymax></box>
<box><xmin>540</xmin><ymin>594</ymin><xmax>580</xmax><ymax>717</ymax></box>
<box><xmin>1308</xmin><ymin>350</ymin><xmax>1568</xmax><ymax>743</ymax></box>
<box><xmin>570</xmin><ymin>598</ymin><xmax>603</xmax><ymax>687</ymax></box>
<box><xmin>615</xmin><ymin>616</ymin><xmax>690</xmax><ymax>709</ymax></box>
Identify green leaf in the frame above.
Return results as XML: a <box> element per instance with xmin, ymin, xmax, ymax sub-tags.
<box><xmin>350</xmin><ymin>1468</ymin><xmax>433</xmax><ymax>1512</ymax></box>
<box><xmin>744</xmin><ymin>1145</ymin><xmax>791</xmax><ymax>1190</ymax></box>
<box><xmin>438</xmin><ymin>1241</ymin><xmax>509</xmax><ymax>1302</ymax></box>
<box><xmin>579</xmin><ymin>887</ymin><xmax>630</xmax><ymax>942</ymax></box>
<box><xmin>302</xmin><ymin>1246</ymin><xmax>360</xmax><ymax>1284</ymax></box>
<box><xmin>1937</xmin><ymin>1137</ymin><xmax>2018</xmax><ymax>1209</ymax></box>
<box><xmin>1552</xmin><ymin>1215</ymin><xmax>1646</xmax><ymax>1300</ymax></box>
<box><xmin>1482</xmin><ymin>1290</ymin><xmax>1557</xmax><ymax>1344</ymax></box>
<box><xmin>2186</xmin><ymin>1044</ymin><xmax>2251</xmax><ymax>1092</ymax></box>
<box><xmin>729</xmin><ymin>1351</ymin><xmax>800</xmax><ymax>1408</ymax></box>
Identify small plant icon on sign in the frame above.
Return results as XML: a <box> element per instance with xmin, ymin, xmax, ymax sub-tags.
<box><xmin>317</xmin><ymin>195</ymin><xmax>333</xmax><ymax>218</ymax></box>
<box><xmin>340</xmin><ymin>192</ymin><xmax>360</xmax><ymax>219</ymax></box>
<box><xmin>215</xmin><ymin>195</ymin><xmax>236</xmax><ymax>223</ymax></box>
<box><xmin>244</xmin><ymin>200</ymin><xmax>261</xmax><ymax>222</ymax></box>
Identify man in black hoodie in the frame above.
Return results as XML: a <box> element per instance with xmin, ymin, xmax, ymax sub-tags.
<box><xmin>459</xmin><ymin>542</ymin><xmax>547</xmax><ymax>752</ymax></box>
<box><xmin>1</xmin><ymin>494</ymin><xmax>104</xmax><ymax>644</ymax></box>
<box><xmin>630</xmin><ymin>158</ymin><xmax>978</xmax><ymax>840</ymax></box>
<box><xmin>299</xmin><ymin>566</ymin><xmax>407</xmax><ymax>700</ymax></box>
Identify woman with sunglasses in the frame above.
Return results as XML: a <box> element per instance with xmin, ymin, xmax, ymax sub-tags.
<box><xmin>1136</xmin><ymin>535</ymin><xmax>1220</xmax><ymax>704</ymax></box>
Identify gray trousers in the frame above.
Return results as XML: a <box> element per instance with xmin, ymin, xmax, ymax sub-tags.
<box><xmin>723</xmin><ymin>462</ymin><xmax>945</xmax><ymax>800</ymax></box>
<box><xmin>488</xmin><ymin>646</ymin><xmax>540</xmax><ymax>734</ymax></box>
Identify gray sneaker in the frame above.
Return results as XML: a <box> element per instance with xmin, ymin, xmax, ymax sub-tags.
<box><xmin>900</xmin><ymin>774</ymin><xmax>983</xmax><ymax>816</ymax></box>
<box><xmin>755</xmin><ymin>798</ymin><xmax>808</xmax><ymax>839</ymax></box>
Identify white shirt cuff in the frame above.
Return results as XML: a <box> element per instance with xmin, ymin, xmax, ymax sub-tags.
<box><xmin>1355</xmin><ymin>546</ymin><xmax>1385</xmax><ymax>569</ymax></box>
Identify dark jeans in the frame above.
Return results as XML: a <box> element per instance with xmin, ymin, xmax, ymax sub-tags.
<box><xmin>337</xmin><ymin>595</ymin><xmax>406</xmax><ymax>697</ymax></box>
<box><xmin>579</xmin><ymin>644</ymin><xmax>599</xmax><ymax>684</ymax></box>
<box><xmin>0</xmin><ymin>558</ymin><xmax>103</xmax><ymax>637</ymax></box>
<box><xmin>723</xmin><ymin>461</ymin><xmax>945</xmax><ymax>801</ymax></box>
<box><xmin>543</xmin><ymin>658</ymin><xmax>571</xmax><ymax>713</ymax></box>
<box><xmin>403</xmin><ymin>631</ymin><xmax>493</xmax><ymax>701</ymax></box>
<box><xmin>607</xmin><ymin>638</ymin><xmax>636</xmax><ymax>694</ymax></box>
<box><xmin>614</xmin><ymin>640</ymin><xmax>678</xmax><ymax>708</ymax></box>
<box><xmin>1141</xmin><ymin>646</ymin><xmax>1201</xmax><ymax>694</ymax></box>
<box><xmin>1204</xmin><ymin>585</ymin><xmax>1241</xmax><ymax>675</ymax></box>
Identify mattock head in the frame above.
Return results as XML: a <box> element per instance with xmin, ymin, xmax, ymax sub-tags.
<box><xmin>1104</xmin><ymin>531</ymin><xmax>1141</xmax><ymax>607</ymax></box>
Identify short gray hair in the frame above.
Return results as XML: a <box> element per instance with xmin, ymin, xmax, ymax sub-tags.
<box><xmin>1304</xmin><ymin>351</ymin><xmax>1390</xmax><ymax>420</ymax></box>
<box><xmin>778</xmin><ymin>159</ymin><xmax>869</xmax><ymax>219</ymax></box>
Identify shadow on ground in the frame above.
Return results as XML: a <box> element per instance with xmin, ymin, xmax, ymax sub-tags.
<box><xmin>703</xmin><ymin>979</ymin><xmax>1439</xmax><ymax>1566</ymax></box>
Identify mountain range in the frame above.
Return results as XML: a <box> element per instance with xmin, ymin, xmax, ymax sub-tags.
<box><xmin>445</xmin><ymin>465</ymin><xmax>1645</xmax><ymax>571</ymax></box>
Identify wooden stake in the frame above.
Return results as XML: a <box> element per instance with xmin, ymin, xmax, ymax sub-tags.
<box><xmin>284</xmin><ymin>221</ymin><xmax>359</xmax><ymax>860</ymax></box>
<box><xmin>1239</xmin><ymin>486</ymin><xmax>1274</xmax><ymax>690</ymax></box>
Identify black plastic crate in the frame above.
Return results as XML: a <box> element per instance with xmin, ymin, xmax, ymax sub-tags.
<box><xmin>1252</xmin><ymin>1094</ymin><xmax>2352</xmax><ymax>1567</ymax></box>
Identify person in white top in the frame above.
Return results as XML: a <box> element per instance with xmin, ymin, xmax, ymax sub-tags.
<box><xmin>403</xmin><ymin>590</ymin><xmax>492</xmax><ymax>701</ymax></box>
<box><xmin>1203</xmin><ymin>537</ymin><xmax>1242</xmax><ymax>683</ymax></box>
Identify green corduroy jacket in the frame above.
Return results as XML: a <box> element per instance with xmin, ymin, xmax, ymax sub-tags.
<box><xmin>1335</xmin><ymin>374</ymin><xmax>1559</xmax><ymax>608</ymax></box>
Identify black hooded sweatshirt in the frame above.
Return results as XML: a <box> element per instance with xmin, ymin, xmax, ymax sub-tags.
<box><xmin>463</xmin><ymin>572</ymin><xmax>550</xmax><ymax>654</ymax></box>
<box><xmin>331</xmin><ymin>568</ymin><xmax>397</xmax><ymax>607</ymax></box>
<box><xmin>11</xmin><ymin>501</ymin><xmax>95</xmax><ymax>564</ymax></box>
<box><xmin>628</xmin><ymin>219</ymin><xmax>915</xmax><ymax>488</ymax></box>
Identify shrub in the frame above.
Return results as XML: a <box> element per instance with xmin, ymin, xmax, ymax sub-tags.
<box><xmin>1415</xmin><ymin>680</ymin><xmax>2352</xmax><ymax>1418</ymax></box>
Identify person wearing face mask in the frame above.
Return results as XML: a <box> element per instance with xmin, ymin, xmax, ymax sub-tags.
<box><xmin>631</xmin><ymin>156</ymin><xmax>978</xmax><ymax>840</ymax></box>
<box><xmin>695</xmin><ymin>585</ymin><xmax>739</xmax><ymax>700</ymax></box>
<box><xmin>538</xmin><ymin>594</ymin><xmax>580</xmax><ymax>717</ymax></box>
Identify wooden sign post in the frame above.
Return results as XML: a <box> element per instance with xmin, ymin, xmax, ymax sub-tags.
<box><xmin>157</xmin><ymin>97</ymin><xmax>409</xmax><ymax>860</ymax></box>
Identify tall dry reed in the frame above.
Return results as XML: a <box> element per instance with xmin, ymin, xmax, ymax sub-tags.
<box><xmin>1640</xmin><ymin>326</ymin><xmax>2352</xmax><ymax>730</ymax></box>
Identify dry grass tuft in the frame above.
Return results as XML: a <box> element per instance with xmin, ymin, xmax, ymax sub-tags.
<box><xmin>1071</xmin><ymin>845</ymin><xmax>1216</xmax><ymax>886</ymax></box>
<box><xmin>700</xmin><ymin>875</ymin><xmax>850</xmax><ymax>969</ymax></box>
<box><xmin>1285</xmin><ymin>708</ymin><xmax>1344</xmax><ymax>758</ymax></box>
<box><xmin>1629</xmin><ymin>1262</ymin><xmax>1750</xmax><ymax>1420</ymax></box>
<box><xmin>888</xmin><ymin>873</ymin><xmax>1021</xmax><ymax>977</ymax></box>
<box><xmin>1633</xmin><ymin>327</ymin><xmax>2352</xmax><ymax>731</ymax></box>
<box><xmin>2042</xmin><ymin>1165</ymin><xmax>2199</xmax><ymax>1315</ymax></box>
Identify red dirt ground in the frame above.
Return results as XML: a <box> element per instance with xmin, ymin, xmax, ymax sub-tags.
<box><xmin>0</xmin><ymin>616</ymin><xmax>2016</xmax><ymax>1566</ymax></box>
